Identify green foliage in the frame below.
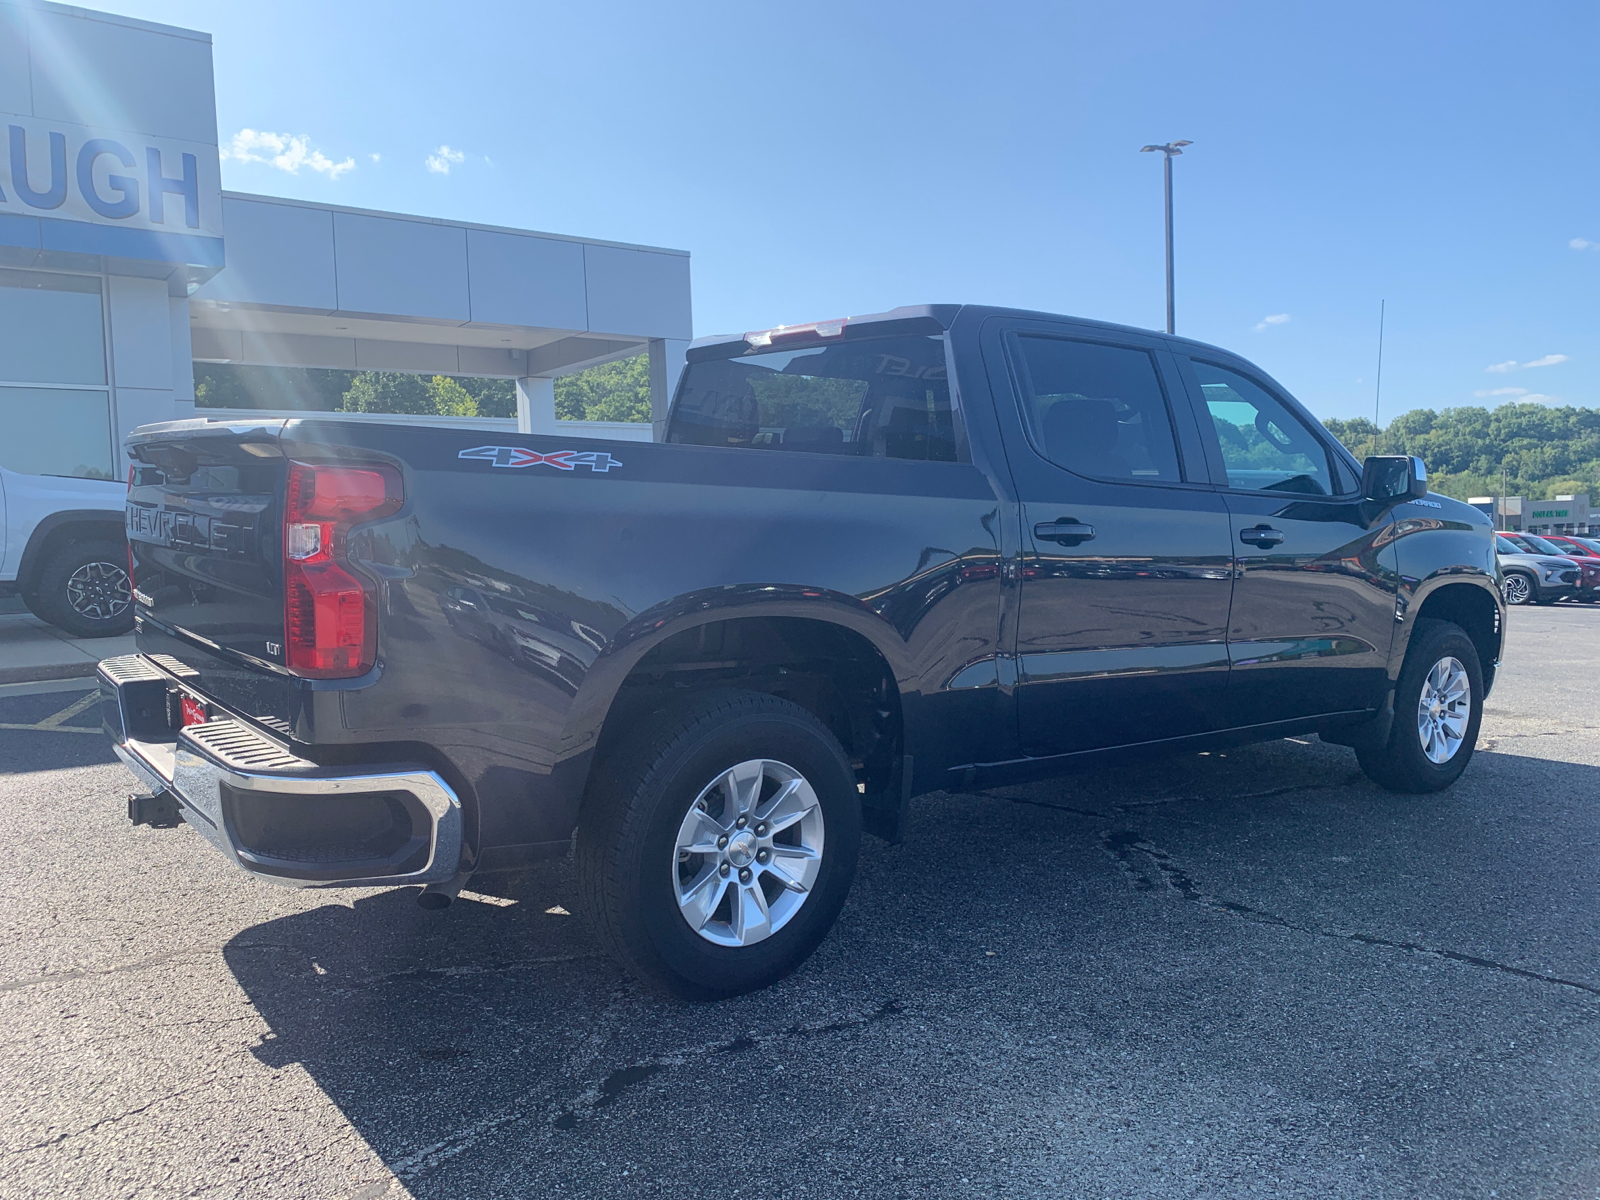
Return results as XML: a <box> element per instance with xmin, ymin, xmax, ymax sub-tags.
<box><xmin>194</xmin><ymin>365</ymin><xmax>353</xmax><ymax>410</ymax></box>
<box><xmin>195</xmin><ymin>364</ymin><xmax>516</xmax><ymax>418</ymax></box>
<box><xmin>458</xmin><ymin>377</ymin><xmax>516</xmax><ymax>418</ymax></box>
<box><xmin>1323</xmin><ymin>403</ymin><xmax>1600</xmax><ymax>500</ymax></box>
<box><xmin>554</xmin><ymin>355</ymin><xmax>652</xmax><ymax>423</ymax></box>
<box><xmin>749</xmin><ymin>374</ymin><xmax>867</xmax><ymax>432</ymax></box>
<box><xmin>1212</xmin><ymin>413</ymin><xmax>1321</xmax><ymax>476</ymax></box>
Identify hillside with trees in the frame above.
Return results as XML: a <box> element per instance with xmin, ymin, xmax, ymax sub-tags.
<box><xmin>1322</xmin><ymin>403</ymin><xmax>1600</xmax><ymax>500</ymax></box>
<box><xmin>193</xmin><ymin>354</ymin><xmax>651</xmax><ymax>423</ymax></box>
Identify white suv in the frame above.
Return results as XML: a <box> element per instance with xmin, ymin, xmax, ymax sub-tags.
<box><xmin>1</xmin><ymin>466</ymin><xmax>131</xmax><ymax>637</ymax></box>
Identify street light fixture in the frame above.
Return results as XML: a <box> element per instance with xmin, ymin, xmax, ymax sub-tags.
<box><xmin>1140</xmin><ymin>140</ymin><xmax>1192</xmax><ymax>334</ymax></box>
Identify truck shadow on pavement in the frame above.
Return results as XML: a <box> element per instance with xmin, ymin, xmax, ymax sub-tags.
<box><xmin>223</xmin><ymin>735</ymin><xmax>1600</xmax><ymax>1199</ymax></box>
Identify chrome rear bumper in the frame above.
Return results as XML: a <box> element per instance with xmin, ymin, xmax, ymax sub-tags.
<box><xmin>99</xmin><ymin>654</ymin><xmax>461</xmax><ymax>889</ymax></box>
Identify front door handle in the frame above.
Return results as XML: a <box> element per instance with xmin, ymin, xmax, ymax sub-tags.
<box><xmin>1034</xmin><ymin>520</ymin><xmax>1096</xmax><ymax>545</ymax></box>
<box><xmin>1240</xmin><ymin>525</ymin><xmax>1284</xmax><ymax>548</ymax></box>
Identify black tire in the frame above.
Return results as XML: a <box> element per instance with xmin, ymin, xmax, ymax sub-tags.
<box><xmin>1356</xmin><ymin>618</ymin><xmax>1483</xmax><ymax>793</ymax></box>
<box><xmin>1501</xmin><ymin>572</ymin><xmax>1535</xmax><ymax>606</ymax></box>
<box><xmin>33</xmin><ymin>538</ymin><xmax>134</xmax><ymax>638</ymax></box>
<box><xmin>577</xmin><ymin>689</ymin><xmax>862</xmax><ymax>1000</ymax></box>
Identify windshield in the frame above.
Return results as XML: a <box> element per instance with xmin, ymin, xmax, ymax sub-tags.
<box><xmin>668</xmin><ymin>334</ymin><xmax>959</xmax><ymax>461</ymax></box>
<box><xmin>1495</xmin><ymin>537</ymin><xmax>1522</xmax><ymax>554</ymax></box>
<box><xmin>1523</xmin><ymin>535</ymin><xmax>1569</xmax><ymax>555</ymax></box>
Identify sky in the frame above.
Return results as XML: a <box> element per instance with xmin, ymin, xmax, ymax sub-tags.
<box><xmin>103</xmin><ymin>0</ymin><xmax>1598</xmax><ymax>422</ymax></box>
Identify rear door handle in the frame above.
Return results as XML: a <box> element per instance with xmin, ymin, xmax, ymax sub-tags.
<box><xmin>1240</xmin><ymin>525</ymin><xmax>1284</xmax><ymax>548</ymax></box>
<box><xmin>1034</xmin><ymin>520</ymin><xmax>1096</xmax><ymax>545</ymax></box>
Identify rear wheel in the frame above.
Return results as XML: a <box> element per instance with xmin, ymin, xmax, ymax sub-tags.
<box><xmin>1501</xmin><ymin>572</ymin><xmax>1534</xmax><ymax>605</ymax></box>
<box><xmin>33</xmin><ymin>538</ymin><xmax>133</xmax><ymax>637</ymax></box>
<box><xmin>576</xmin><ymin>689</ymin><xmax>861</xmax><ymax>1000</ymax></box>
<box><xmin>1356</xmin><ymin>618</ymin><xmax>1483</xmax><ymax>793</ymax></box>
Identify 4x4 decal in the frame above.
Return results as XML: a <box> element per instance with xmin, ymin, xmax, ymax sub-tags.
<box><xmin>458</xmin><ymin>445</ymin><xmax>623</xmax><ymax>473</ymax></box>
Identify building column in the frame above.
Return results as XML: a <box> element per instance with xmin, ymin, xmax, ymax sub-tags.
<box><xmin>516</xmin><ymin>376</ymin><xmax>556</xmax><ymax>435</ymax></box>
<box><xmin>648</xmin><ymin>338</ymin><xmax>689</xmax><ymax>442</ymax></box>
<box><xmin>170</xmin><ymin>294</ymin><xmax>196</xmax><ymax>420</ymax></box>
<box><xmin>108</xmin><ymin>276</ymin><xmax>179</xmax><ymax>471</ymax></box>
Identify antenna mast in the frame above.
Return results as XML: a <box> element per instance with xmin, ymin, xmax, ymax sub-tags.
<box><xmin>1373</xmin><ymin>300</ymin><xmax>1386</xmax><ymax>456</ymax></box>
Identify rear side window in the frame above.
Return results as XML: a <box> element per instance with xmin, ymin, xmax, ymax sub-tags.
<box><xmin>668</xmin><ymin>334</ymin><xmax>959</xmax><ymax>461</ymax></box>
<box><xmin>1008</xmin><ymin>335</ymin><xmax>1183</xmax><ymax>483</ymax></box>
<box><xmin>1193</xmin><ymin>361</ymin><xmax>1337</xmax><ymax>496</ymax></box>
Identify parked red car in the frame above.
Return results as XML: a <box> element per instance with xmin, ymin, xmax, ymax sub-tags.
<box><xmin>1542</xmin><ymin>535</ymin><xmax>1600</xmax><ymax>559</ymax></box>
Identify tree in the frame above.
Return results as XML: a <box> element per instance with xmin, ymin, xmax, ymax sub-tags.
<box><xmin>339</xmin><ymin>372</ymin><xmax>496</xmax><ymax>416</ymax></box>
<box><xmin>554</xmin><ymin>355</ymin><xmax>651</xmax><ymax>422</ymax></box>
<box><xmin>1320</xmin><ymin>403</ymin><xmax>1600</xmax><ymax>501</ymax></box>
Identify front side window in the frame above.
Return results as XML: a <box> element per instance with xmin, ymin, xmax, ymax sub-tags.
<box><xmin>1194</xmin><ymin>361</ymin><xmax>1336</xmax><ymax>496</ymax></box>
<box><xmin>1008</xmin><ymin>335</ymin><xmax>1183</xmax><ymax>482</ymax></box>
<box><xmin>667</xmin><ymin>334</ymin><xmax>958</xmax><ymax>461</ymax></box>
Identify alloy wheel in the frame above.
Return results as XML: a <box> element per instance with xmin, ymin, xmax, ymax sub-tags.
<box><xmin>65</xmin><ymin>561</ymin><xmax>132</xmax><ymax>622</ymax></box>
<box><xmin>672</xmin><ymin>758</ymin><xmax>825</xmax><ymax>947</ymax></box>
<box><xmin>1501</xmin><ymin>574</ymin><xmax>1532</xmax><ymax>605</ymax></box>
<box><xmin>1416</xmin><ymin>655</ymin><xmax>1471</xmax><ymax>765</ymax></box>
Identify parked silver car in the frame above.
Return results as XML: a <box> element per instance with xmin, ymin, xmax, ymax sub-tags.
<box><xmin>1495</xmin><ymin>535</ymin><xmax>1580</xmax><ymax>605</ymax></box>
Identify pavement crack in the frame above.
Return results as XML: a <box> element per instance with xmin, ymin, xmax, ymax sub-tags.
<box><xmin>1103</xmin><ymin>829</ymin><xmax>1600</xmax><ymax>1001</ymax></box>
<box><xmin>547</xmin><ymin>998</ymin><xmax>906</xmax><ymax>1131</ymax></box>
<box><xmin>375</xmin><ymin>998</ymin><xmax>904</xmax><ymax>1185</ymax></box>
<box><xmin>0</xmin><ymin>952</ymin><xmax>195</xmax><ymax>994</ymax></box>
<box><xmin>10</xmin><ymin>1089</ymin><xmax>185</xmax><ymax>1153</ymax></box>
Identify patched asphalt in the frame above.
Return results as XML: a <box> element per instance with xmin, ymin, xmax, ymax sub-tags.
<box><xmin>2</xmin><ymin>606</ymin><xmax>1599</xmax><ymax>1198</ymax></box>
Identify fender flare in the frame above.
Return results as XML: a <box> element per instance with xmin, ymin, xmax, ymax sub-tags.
<box><xmin>15</xmin><ymin>510</ymin><xmax>127</xmax><ymax>601</ymax></box>
<box><xmin>555</xmin><ymin>584</ymin><xmax>919</xmax><ymax>767</ymax></box>
<box><xmin>1397</xmin><ymin>571</ymin><xmax>1506</xmax><ymax>675</ymax></box>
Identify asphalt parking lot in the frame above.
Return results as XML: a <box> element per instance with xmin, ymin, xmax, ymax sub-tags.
<box><xmin>3</xmin><ymin>606</ymin><xmax>1600</xmax><ymax>1199</ymax></box>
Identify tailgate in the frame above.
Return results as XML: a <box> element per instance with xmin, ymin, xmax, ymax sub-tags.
<box><xmin>127</xmin><ymin>420</ymin><xmax>287</xmax><ymax>671</ymax></box>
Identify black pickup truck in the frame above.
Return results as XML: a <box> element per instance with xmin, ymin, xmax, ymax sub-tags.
<box><xmin>101</xmin><ymin>304</ymin><xmax>1504</xmax><ymax>998</ymax></box>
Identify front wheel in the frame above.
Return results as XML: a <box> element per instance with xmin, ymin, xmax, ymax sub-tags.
<box><xmin>577</xmin><ymin>689</ymin><xmax>861</xmax><ymax>1000</ymax></box>
<box><xmin>1356</xmin><ymin>618</ymin><xmax>1483</xmax><ymax>793</ymax></box>
<box><xmin>1501</xmin><ymin>572</ymin><xmax>1534</xmax><ymax>606</ymax></box>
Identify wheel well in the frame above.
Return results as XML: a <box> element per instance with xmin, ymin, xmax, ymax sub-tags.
<box><xmin>596</xmin><ymin>616</ymin><xmax>903</xmax><ymax>798</ymax></box>
<box><xmin>18</xmin><ymin>519</ymin><xmax>125</xmax><ymax>599</ymax></box>
<box><xmin>1414</xmin><ymin>584</ymin><xmax>1501</xmax><ymax>683</ymax></box>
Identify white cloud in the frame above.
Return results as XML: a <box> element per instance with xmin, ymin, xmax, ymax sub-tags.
<box><xmin>1253</xmin><ymin>313</ymin><xmax>1290</xmax><ymax>332</ymax></box>
<box><xmin>1520</xmin><ymin>393</ymin><xmax>1558</xmax><ymax>402</ymax></box>
<box><xmin>1474</xmin><ymin>387</ymin><xmax>1528</xmax><ymax>397</ymax></box>
<box><xmin>425</xmin><ymin>145</ymin><xmax>466</xmax><ymax>175</ymax></box>
<box><xmin>1571</xmin><ymin>238</ymin><xmax>1599</xmax><ymax>251</ymax></box>
<box><xmin>369</xmin><ymin>153</ymin><xmax>381</xmax><ymax>164</ymax></box>
<box><xmin>1486</xmin><ymin>354</ymin><xmax>1568</xmax><ymax>373</ymax></box>
<box><xmin>221</xmin><ymin>129</ymin><xmax>355</xmax><ymax>179</ymax></box>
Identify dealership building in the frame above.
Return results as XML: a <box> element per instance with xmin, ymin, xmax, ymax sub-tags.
<box><xmin>0</xmin><ymin>0</ymin><xmax>692</xmax><ymax>484</ymax></box>
<box><xmin>1468</xmin><ymin>494</ymin><xmax>1594</xmax><ymax>536</ymax></box>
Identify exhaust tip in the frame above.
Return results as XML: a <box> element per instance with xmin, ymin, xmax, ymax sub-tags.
<box><xmin>417</xmin><ymin>875</ymin><xmax>465</xmax><ymax>910</ymax></box>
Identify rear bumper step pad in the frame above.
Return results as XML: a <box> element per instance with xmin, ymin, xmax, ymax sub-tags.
<box><xmin>98</xmin><ymin>654</ymin><xmax>461</xmax><ymax>888</ymax></box>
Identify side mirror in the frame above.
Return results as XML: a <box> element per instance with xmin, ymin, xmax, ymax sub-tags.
<box><xmin>1362</xmin><ymin>454</ymin><xmax>1428</xmax><ymax>504</ymax></box>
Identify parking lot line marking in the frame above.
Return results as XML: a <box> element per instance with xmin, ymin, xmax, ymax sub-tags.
<box><xmin>36</xmin><ymin>692</ymin><xmax>102</xmax><ymax>728</ymax></box>
<box><xmin>0</xmin><ymin>722</ymin><xmax>103</xmax><ymax>735</ymax></box>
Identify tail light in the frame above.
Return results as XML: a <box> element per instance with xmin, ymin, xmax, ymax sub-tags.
<box><xmin>283</xmin><ymin>462</ymin><xmax>402</xmax><ymax>678</ymax></box>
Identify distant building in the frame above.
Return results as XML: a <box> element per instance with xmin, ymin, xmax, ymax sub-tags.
<box><xmin>1468</xmin><ymin>494</ymin><xmax>1592</xmax><ymax>535</ymax></box>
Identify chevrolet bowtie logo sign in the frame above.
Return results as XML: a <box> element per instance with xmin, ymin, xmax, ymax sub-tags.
<box><xmin>457</xmin><ymin>445</ymin><xmax>624</xmax><ymax>472</ymax></box>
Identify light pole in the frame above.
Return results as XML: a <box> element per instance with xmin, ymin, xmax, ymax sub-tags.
<box><xmin>1140</xmin><ymin>140</ymin><xmax>1192</xmax><ymax>334</ymax></box>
